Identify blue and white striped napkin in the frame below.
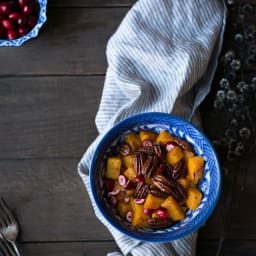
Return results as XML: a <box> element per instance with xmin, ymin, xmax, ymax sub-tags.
<box><xmin>78</xmin><ymin>0</ymin><xmax>226</xmax><ymax>255</ymax></box>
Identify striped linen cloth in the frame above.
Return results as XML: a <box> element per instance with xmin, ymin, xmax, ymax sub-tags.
<box><xmin>78</xmin><ymin>0</ymin><xmax>226</xmax><ymax>255</ymax></box>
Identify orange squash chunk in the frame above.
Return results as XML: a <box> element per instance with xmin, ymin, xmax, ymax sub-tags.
<box><xmin>166</xmin><ymin>146</ymin><xmax>184</xmax><ymax>165</ymax></box>
<box><xmin>139</xmin><ymin>130</ymin><xmax>157</xmax><ymax>142</ymax></box>
<box><xmin>156</xmin><ymin>130</ymin><xmax>174</xmax><ymax>144</ymax></box>
<box><xmin>123</xmin><ymin>167</ymin><xmax>136</xmax><ymax>181</ymax></box>
<box><xmin>131</xmin><ymin>200</ymin><xmax>148</xmax><ymax>227</ymax></box>
<box><xmin>105</xmin><ymin>157</ymin><xmax>122</xmax><ymax>180</ymax></box>
<box><xmin>186</xmin><ymin>187</ymin><xmax>202</xmax><ymax>210</ymax></box>
<box><xmin>187</xmin><ymin>156</ymin><xmax>205</xmax><ymax>184</ymax></box>
<box><xmin>125</xmin><ymin>133</ymin><xmax>141</xmax><ymax>152</ymax></box>
<box><xmin>122</xmin><ymin>155</ymin><xmax>134</xmax><ymax>168</ymax></box>
<box><xmin>177</xmin><ymin>177</ymin><xmax>191</xmax><ymax>190</ymax></box>
<box><xmin>144</xmin><ymin>194</ymin><xmax>164</xmax><ymax>210</ymax></box>
<box><xmin>161</xmin><ymin>196</ymin><xmax>185</xmax><ymax>221</ymax></box>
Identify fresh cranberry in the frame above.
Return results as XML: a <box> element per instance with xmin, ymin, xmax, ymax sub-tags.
<box><xmin>17</xmin><ymin>15</ymin><xmax>27</xmax><ymax>26</ymax></box>
<box><xmin>18</xmin><ymin>26</ymin><xmax>29</xmax><ymax>36</ymax></box>
<box><xmin>156</xmin><ymin>207</ymin><xmax>168</xmax><ymax>219</ymax></box>
<box><xmin>9</xmin><ymin>12</ymin><xmax>20</xmax><ymax>20</ymax></box>
<box><xmin>22</xmin><ymin>5</ymin><xmax>35</xmax><ymax>15</ymax></box>
<box><xmin>0</xmin><ymin>2</ymin><xmax>12</xmax><ymax>15</ymax></box>
<box><xmin>165</xmin><ymin>141</ymin><xmax>176</xmax><ymax>152</ymax></box>
<box><xmin>135</xmin><ymin>175</ymin><xmax>145</xmax><ymax>183</ymax></box>
<box><xmin>7</xmin><ymin>29</ymin><xmax>19</xmax><ymax>39</ymax></box>
<box><xmin>18</xmin><ymin>0</ymin><xmax>29</xmax><ymax>8</ymax></box>
<box><xmin>27</xmin><ymin>15</ymin><xmax>37</xmax><ymax>27</ymax></box>
<box><xmin>2</xmin><ymin>19</ymin><xmax>15</xmax><ymax>30</ymax></box>
<box><xmin>0</xmin><ymin>13</ymin><xmax>4</xmax><ymax>22</ymax></box>
<box><xmin>143</xmin><ymin>208</ymin><xmax>154</xmax><ymax>216</ymax></box>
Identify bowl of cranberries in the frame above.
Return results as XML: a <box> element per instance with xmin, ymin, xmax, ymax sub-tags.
<box><xmin>90</xmin><ymin>112</ymin><xmax>221</xmax><ymax>242</ymax></box>
<box><xmin>0</xmin><ymin>0</ymin><xmax>47</xmax><ymax>46</ymax></box>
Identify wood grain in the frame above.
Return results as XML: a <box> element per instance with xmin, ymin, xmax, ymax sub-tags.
<box><xmin>0</xmin><ymin>76</ymin><xmax>103</xmax><ymax>159</ymax></box>
<box><xmin>0</xmin><ymin>8</ymin><xmax>128</xmax><ymax>76</ymax></box>
<box><xmin>20</xmin><ymin>242</ymin><xmax>118</xmax><ymax>256</ymax></box>
<box><xmin>0</xmin><ymin>159</ymin><xmax>113</xmax><ymax>242</ymax></box>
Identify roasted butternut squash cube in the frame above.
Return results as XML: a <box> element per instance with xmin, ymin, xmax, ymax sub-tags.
<box><xmin>117</xmin><ymin>201</ymin><xmax>132</xmax><ymax>217</ymax></box>
<box><xmin>166</xmin><ymin>146</ymin><xmax>184</xmax><ymax>165</ymax></box>
<box><xmin>131</xmin><ymin>200</ymin><xmax>148</xmax><ymax>227</ymax></box>
<box><xmin>161</xmin><ymin>196</ymin><xmax>185</xmax><ymax>221</ymax></box>
<box><xmin>187</xmin><ymin>156</ymin><xmax>205</xmax><ymax>184</ymax></box>
<box><xmin>105</xmin><ymin>157</ymin><xmax>122</xmax><ymax>180</ymax></box>
<box><xmin>125</xmin><ymin>133</ymin><xmax>141</xmax><ymax>152</ymax></box>
<box><xmin>177</xmin><ymin>177</ymin><xmax>191</xmax><ymax>190</ymax></box>
<box><xmin>139</xmin><ymin>130</ymin><xmax>157</xmax><ymax>142</ymax></box>
<box><xmin>123</xmin><ymin>167</ymin><xmax>136</xmax><ymax>181</ymax></box>
<box><xmin>144</xmin><ymin>194</ymin><xmax>164</xmax><ymax>210</ymax></box>
<box><xmin>156</xmin><ymin>130</ymin><xmax>174</xmax><ymax>144</ymax></box>
<box><xmin>186</xmin><ymin>187</ymin><xmax>202</xmax><ymax>210</ymax></box>
<box><xmin>184</xmin><ymin>150</ymin><xmax>195</xmax><ymax>160</ymax></box>
<box><xmin>122</xmin><ymin>155</ymin><xmax>134</xmax><ymax>168</ymax></box>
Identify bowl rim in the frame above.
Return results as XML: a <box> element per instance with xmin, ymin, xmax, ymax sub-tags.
<box><xmin>0</xmin><ymin>0</ymin><xmax>47</xmax><ymax>47</ymax></box>
<box><xmin>90</xmin><ymin>112</ymin><xmax>222</xmax><ymax>242</ymax></box>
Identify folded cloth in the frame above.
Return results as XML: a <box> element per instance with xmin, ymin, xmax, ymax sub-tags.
<box><xmin>78</xmin><ymin>0</ymin><xmax>226</xmax><ymax>255</ymax></box>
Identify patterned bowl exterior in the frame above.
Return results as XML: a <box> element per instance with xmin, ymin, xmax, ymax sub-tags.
<box><xmin>0</xmin><ymin>0</ymin><xmax>47</xmax><ymax>47</ymax></box>
<box><xmin>90</xmin><ymin>112</ymin><xmax>221</xmax><ymax>242</ymax></box>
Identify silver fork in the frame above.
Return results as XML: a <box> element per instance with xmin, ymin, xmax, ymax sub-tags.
<box><xmin>0</xmin><ymin>231</ymin><xmax>16</xmax><ymax>256</ymax></box>
<box><xmin>0</xmin><ymin>199</ymin><xmax>20</xmax><ymax>256</ymax></box>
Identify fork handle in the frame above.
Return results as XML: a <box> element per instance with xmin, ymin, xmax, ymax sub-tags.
<box><xmin>9</xmin><ymin>240</ymin><xmax>21</xmax><ymax>256</ymax></box>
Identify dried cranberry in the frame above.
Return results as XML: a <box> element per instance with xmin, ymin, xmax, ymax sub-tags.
<box><xmin>135</xmin><ymin>175</ymin><xmax>145</xmax><ymax>183</ymax></box>
<box><xmin>143</xmin><ymin>208</ymin><xmax>154</xmax><ymax>216</ymax></box>
<box><xmin>105</xmin><ymin>178</ymin><xmax>115</xmax><ymax>192</ymax></box>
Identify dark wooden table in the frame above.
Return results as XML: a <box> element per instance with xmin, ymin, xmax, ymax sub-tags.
<box><xmin>0</xmin><ymin>0</ymin><xmax>256</xmax><ymax>255</ymax></box>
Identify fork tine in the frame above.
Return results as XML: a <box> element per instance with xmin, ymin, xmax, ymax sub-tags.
<box><xmin>0</xmin><ymin>231</ymin><xmax>16</xmax><ymax>256</ymax></box>
<box><xmin>0</xmin><ymin>199</ymin><xmax>16</xmax><ymax>225</ymax></box>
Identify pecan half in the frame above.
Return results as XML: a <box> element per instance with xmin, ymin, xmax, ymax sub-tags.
<box><xmin>135</xmin><ymin>147</ymin><xmax>155</xmax><ymax>156</ymax></box>
<box><xmin>142</xmin><ymin>155</ymin><xmax>160</xmax><ymax>177</ymax></box>
<box><xmin>150</xmin><ymin>185</ymin><xmax>168</xmax><ymax>198</ymax></box>
<box><xmin>173</xmin><ymin>137</ymin><xmax>194</xmax><ymax>152</ymax></box>
<box><xmin>134</xmin><ymin>152</ymin><xmax>146</xmax><ymax>175</ymax></box>
<box><xmin>153</xmin><ymin>143</ymin><xmax>166</xmax><ymax>158</ymax></box>
<box><xmin>148</xmin><ymin>218</ymin><xmax>173</xmax><ymax>229</ymax></box>
<box><xmin>152</xmin><ymin>175</ymin><xmax>176</xmax><ymax>194</ymax></box>
<box><xmin>119</xmin><ymin>143</ymin><xmax>131</xmax><ymax>156</ymax></box>
<box><xmin>134</xmin><ymin>182</ymin><xmax>149</xmax><ymax>199</ymax></box>
<box><xmin>170</xmin><ymin>182</ymin><xmax>187</xmax><ymax>203</ymax></box>
<box><xmin>171</xmin><ymin>160</ymin><xmax>186</xmax><ymax>179</ymax></box>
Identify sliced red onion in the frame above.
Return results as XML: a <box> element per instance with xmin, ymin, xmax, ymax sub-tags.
<box><xmin>134</xmin><ymin>198</ymin><xmax>145</xmax><ymax>204</ymax></box>
<box><xmin>126</xmin><ymin>211</ymin><xmax>133</xmax><ymax>222</ymax></box>
<box><xmin>124</xmin><ymin>197</ymin><xmax>130</xmax><ymax>203</ymax></box>
<box><xmin>108</xmin><ymin>188</ymin><xmax>120</xmax><ymax>197</ymax></box>
<box><xmin>118</xmin><ymin>175</ymin><xmax>127</xmax><ymax>186</ymax></box>
<box><xmin>141</xmin><ymin>139</ymin><xmax>153</xmax><ymax>148</ymax></box>
<box><xmin>110</xmin><ymin>196</ymin><xmax>117</xmax><ymax>205</ymax></box>
<box><xmin>165</xmin><ymin>141</ymin><xmax>176</xmax><ymax>152</ymax></box>
<box><xmin>124</xmin><ymin>180</ymin><xmax>134</xmax><ymax>190</ymax></box>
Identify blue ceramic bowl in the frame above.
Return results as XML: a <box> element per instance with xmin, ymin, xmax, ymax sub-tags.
<box><xmin>0</xmin><ymin>0</ymin><xmax>47</xmax><ymax>47</ymax></box>
<box><xmin>90</xmin><ymin>112</ymin><xmax>221</xmax><ymax>242</ymax></box>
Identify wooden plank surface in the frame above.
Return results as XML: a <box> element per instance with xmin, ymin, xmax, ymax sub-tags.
<box><xmin>20</xmin><ymin>242</ymin><xmax>118</xmax><ymax>256</ymax></box>
<box><xmin>0</xmin><ymin>8</ymin><xmax>128</xmax><ymax>76</ymax></box>
<box><xmin>0</xmin><ymin>76</ymin><xmax>103</xmax><ymax>159</ymax></box>
<box><xmin>0</xmin><ymin>159</ymin><xmax>113</xmax><ymax>242</ymax></box>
